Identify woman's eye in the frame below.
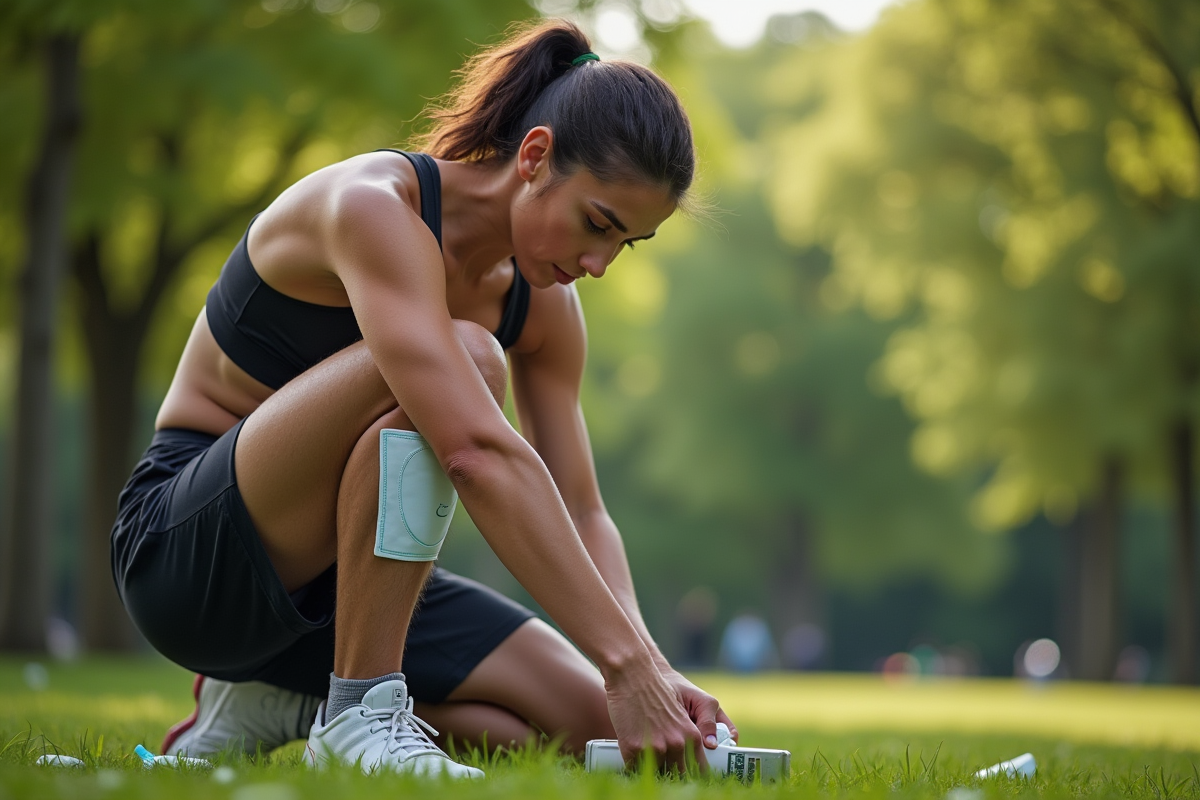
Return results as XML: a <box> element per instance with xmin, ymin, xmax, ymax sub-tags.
<box><xmin>584</xmin><ymin>215</ymin><xmax>635</xmax><ymax>250</ymax></box>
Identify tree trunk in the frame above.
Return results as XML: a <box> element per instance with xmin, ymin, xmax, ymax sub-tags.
<box><xmin>0</xmin><ymin>35</ymin><xmax>81</xmax><ymax>651</ymax></box>
<box><xmin>1057</xmin><ymin>515</ymin><xmax>1082</xmax><ymax>678</ymax></box>
<box><xmin>1168</xmin><ymin>420</ymin><xmax>1197</xmax><ymax>684</ymax></box>
<box><xmin>771</xmin><ymin>511</ymin><xmax>826</xmax><ymax>669</ymax></box>
<box><xmin>73</xmin><ymin>235</ymin><xmax>144</xmax><ymax>651</ymax></box>
<box><xmin>1075</xmin><ymin>456</ymin><xmax>1123</xmax><ymax>681</ymax></box>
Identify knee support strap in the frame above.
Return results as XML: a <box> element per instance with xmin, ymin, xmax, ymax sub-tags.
<box><xmin>375</xmin><ymin>429</ymin><xmax>457</xmax><ymax>561</ymax></box>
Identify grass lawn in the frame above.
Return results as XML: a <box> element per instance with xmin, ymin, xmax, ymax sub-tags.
<box><xmin>2</xmin><ymin>656</ymin><xmax>1198</xmax><ymax>798</ymax></box>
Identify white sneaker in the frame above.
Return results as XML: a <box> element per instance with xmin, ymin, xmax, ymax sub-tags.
<box><xmin>162</xmin><ymin>675</ymin><xmax>322</xmax><ymax>758</ymax></box>
<box><xmin>304</xmin><ymin>679</ymin><xmax>483</xmax><ymax>779</ymax></box>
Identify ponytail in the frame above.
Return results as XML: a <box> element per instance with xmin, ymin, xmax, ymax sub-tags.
<box><xmin>417</xmin><ymin>19</ymin><xmax>695</xmax><ymax>204</ymax></box>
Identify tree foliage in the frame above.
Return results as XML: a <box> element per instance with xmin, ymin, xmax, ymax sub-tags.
<box><xmin>768</xmin><ymin>0</ymin><xmax>1200</xmax><ymax>527</ymax></box>
<box><xmin>0</xmin><ymin>0</ymin><xmax>534</xmax><ymax>648</ymax></box>
<box><xmin>764</xmin><ymin>0</ymin><xmax>1200</xmax><ymax>678</ymax></box>
<box><xmin>569</xmin><ymin>25</ymin><xmax>1005</xmax><ymax>651</ymax></box>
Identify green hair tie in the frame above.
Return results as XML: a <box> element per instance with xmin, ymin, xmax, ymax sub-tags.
<box><xmin>571</xmin><ymin>52</ymin><xmax>600</xmax><ymax>66</ymax></box>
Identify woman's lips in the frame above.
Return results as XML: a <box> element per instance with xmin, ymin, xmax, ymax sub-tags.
<box><xmin>553</xmin><ymin>264</ymin><xmax>576</xmax><ymax>285</ymax></box>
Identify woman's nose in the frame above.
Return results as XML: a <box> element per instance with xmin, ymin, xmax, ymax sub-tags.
<box><xmin>579</xmin><ymin>247</ymin><xmax>616</xmax><ymax>279</ymax></box>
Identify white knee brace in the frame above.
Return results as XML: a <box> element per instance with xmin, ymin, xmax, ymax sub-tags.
<box><xmin>374</xmin><ymin>429</ymin><xmax>458</xmax><ymax>561</ymax></box>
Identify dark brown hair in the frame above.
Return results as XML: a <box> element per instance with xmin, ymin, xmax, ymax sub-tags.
<box><xmin>418</xmin><ymin>20</ymin><xmax>695</xmax><ymax>205</ymax></box>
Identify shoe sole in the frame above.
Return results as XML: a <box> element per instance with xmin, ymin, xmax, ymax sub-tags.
<box><xmin>161</xmin><ymin>674</ymin><xmax>205</xmax><ymax>755</ymax></box>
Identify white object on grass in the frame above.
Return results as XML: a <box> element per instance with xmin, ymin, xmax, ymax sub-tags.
<box><xmin>974</xmin><ymin>752</ymin><xmax>1036</xmax><ymax>779</ymax></box>
<box><xmin>212</xmin><ymin>765</ymin><xmax>237</xmax><ymax>784</ymax></box>
<box><xmin>945</xmin><ymin>788</ymin><xmax>984</xmax><ymax>800</ymax></box>
<box><xmin>35</xmin><ymin>754</ymin><xmax>84</xmax><ymax>768</ymax></box>
<box><xmin>584</xmin><ymin>723</ymin><xmax>790</xmax><ymax>783</ymax></box>
<box><xmin>134</xmin><ymin>744</ymin><xmax>212</xmax><ymax>769</ymax></box>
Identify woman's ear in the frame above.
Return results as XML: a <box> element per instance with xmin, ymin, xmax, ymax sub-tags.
<box><xmin>516</xmin><ymin>126</ymin><xmax>554</xmax><ymax>182</ymax></box>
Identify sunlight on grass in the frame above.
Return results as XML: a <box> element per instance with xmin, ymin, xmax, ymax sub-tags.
<box><xmin>6</xmin><ymin>694</ymin><xmax>181</xmax><ymax>727</ymax></box>
<box><xmin>2</xmin><ymin>658</ymin><xmax>1198</xmax><ymax>799</ymax></box>
<box><xmin>692</xmin><ymin>672</ymin><xmax>1200</xmax><ymax>751</ymax></box>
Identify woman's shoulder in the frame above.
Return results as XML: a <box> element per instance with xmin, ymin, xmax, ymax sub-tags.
<box><xmin>319</xmin><ymin>151</ymin><xmax>424</xmax><ymax>223</ymax></box>
<box><xmin>509</xmin><ymin>281</ymin><xmax>585</xmax><ymax>360</ymax></box>
<box><xmin>247</xmin><ymin>152</ymin><xmax>435</xmax><ymax>300</ymax></box>
<box><xmin>261</xmin><ymin>151</ymin><xmax>422</xmax><ymax>231</ymax></box>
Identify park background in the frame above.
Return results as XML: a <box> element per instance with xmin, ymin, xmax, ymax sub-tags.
<box><xmin>0</xmin><ymin>0</ymin><xmax>1198</xmax><ymax>695</ymax></box>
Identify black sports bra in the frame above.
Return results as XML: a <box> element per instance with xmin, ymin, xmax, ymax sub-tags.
<box><xmin>205</xmin><ymin>151</ymin><xmax>530</xmax><ymax>390</ymax></box>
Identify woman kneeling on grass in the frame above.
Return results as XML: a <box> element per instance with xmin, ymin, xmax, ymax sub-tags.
<box><xmin>111</xmin><ymin>19</ymin><xmax>735</xmax><ymax>777</ymax></box>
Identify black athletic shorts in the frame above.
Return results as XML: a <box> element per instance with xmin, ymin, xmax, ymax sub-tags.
<box><xmin>111</xmin><ymin>420</ymin><xmax>535</xmax><ymax>702</ymax></box>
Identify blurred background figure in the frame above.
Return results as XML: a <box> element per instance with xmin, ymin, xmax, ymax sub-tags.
<box><xmin>1114</xmin><ymin>645</ymin><xmax>1152</xmax><ymax>683</ymax></box>
<box><xmin>781</xmin><ymin>622</ymin><xmax>826</xmax><ymax>670</ymax></box>
<box><xmin>878</xmin><ymin>641</ymin><xmax>982</xmax><ymax>679</ymax></box>
<box><xmin>880</xmin><ymin>651</ymin><xmax>921</xmax><ymax>682</ymax></box>
<box><xmin>939</xmin><ymin>644</ymin><xmax>982</xmax><ymax>677</ymax></box>
<box><xmin>719</xmin><ymin>612</ymin><xmax>778</xmax><ymax>673</ymax></box>
<box><xmin>675</xmin><ymin>586</ymin><xmax>718</xmax><ymax>668</ymax></box>
<box><xmin>44</xmin><ymin>617</ymin><xmax>79</xmax><ymax>662</ymax></box>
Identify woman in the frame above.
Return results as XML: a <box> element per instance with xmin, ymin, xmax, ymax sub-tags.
<box><xmin>112</xmin><ymin>19</ymin><xmax>734</xmax><ymax>777</ymax></box>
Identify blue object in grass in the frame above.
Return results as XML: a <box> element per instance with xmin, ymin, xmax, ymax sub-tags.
<box><xmin>134</xmin><ymin>743</ymin><xmax>213</xmax><ymax>770</ymax></box>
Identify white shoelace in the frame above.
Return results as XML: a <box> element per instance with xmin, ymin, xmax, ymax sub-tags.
<box><xmin>366</xmin><ymin>697</ymin><xmax>444</xmax><ymax>757</ymax></box>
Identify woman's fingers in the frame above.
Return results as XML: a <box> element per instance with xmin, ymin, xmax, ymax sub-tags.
<box><xmin>690</xmin><ymin>692</ymin><xmax>721</xmax><ymax>748</ymax></box>
<box><xmin>608</xmin><ymin>665</ymin><xmax>703</xmax><ymax>773</ymax></box>
<box><xmin>716</xmin><ymin>706</ymin><xmax>738</xmax><ymax>743</ymax></box>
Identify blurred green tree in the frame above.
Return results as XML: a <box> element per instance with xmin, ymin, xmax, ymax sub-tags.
<box><xmin>0</xmin><ymin>1</ymin><xmax>86</xmax><ymax>651</ymax></box>
<box><xmin>765</xmin><ymin>0</ymin><xmax>1199</xmax><ymax>681</ymax></box>
<box><xmin>0</xmin><ymin>0</ymin><xmax>532</xmax><ymax>649</ymax></box>
<box><xmin>574</xmin><ymin>24</ymin><xmax>1003</xmax><ymax>659</ymax></box>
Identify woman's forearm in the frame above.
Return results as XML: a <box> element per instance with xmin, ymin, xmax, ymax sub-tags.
<box><xmin>447</xmin><ymin>437</ymin><xmax>658</xmax><ymax>679</ymax></box>
<box><xmin>573</xmin><ymin>508</ymin><xmax>671</xmax><ymax>671</ymax></box>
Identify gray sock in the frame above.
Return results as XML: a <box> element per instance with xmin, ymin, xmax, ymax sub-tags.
<box><xmin>326</xmin><ymin>672</ymin><xmax>404</xmax><ymax>722</ymax></box>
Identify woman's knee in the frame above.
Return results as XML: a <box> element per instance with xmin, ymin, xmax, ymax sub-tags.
<box><xmin>356</xmin><ymin>323</ymin><xmax>503</xmax><ymax>438</ymax></box>
<box><xmin>349</xmin><ymin>322</ymin><xmax>505</xmax><ymax>445</ymax></box>
<box><xmin>340</xmin><ymin>323</ymin><xmax>506</xmax><ymax>501</ymax></box>
<box><xmin>453</xmin><ymin>320</ymin><xmax>507</xmax><ymax>407</ymax></box>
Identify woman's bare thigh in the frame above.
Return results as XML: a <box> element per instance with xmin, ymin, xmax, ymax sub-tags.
<box><xmin>444</xmin><ymin>618</ymin><xmax>615</xmax><ymax>753</ymax></box>
<box><xmin>234</xmin><ymin>341</ymin><xmax>398</xmax><ymax>592</ymax></box>
<box><xmin>233</xmin><ymin>320</ymin><xmax>505</xmax><ymax>593</ymax></box>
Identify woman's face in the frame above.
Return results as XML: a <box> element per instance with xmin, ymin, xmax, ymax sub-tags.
<box><xmin>511</xmin><ymin>129</ymin><xmax>676</xmax><ymax>289</ymax></box>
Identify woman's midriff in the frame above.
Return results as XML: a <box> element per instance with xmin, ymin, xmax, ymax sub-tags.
<box><xmin>155</xmin><ymin>310</ymin><xmax>275</xmax><ymax>437</ymax></box>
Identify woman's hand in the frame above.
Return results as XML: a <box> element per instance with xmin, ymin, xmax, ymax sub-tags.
<box><xmin>604</xmin><ymin>657</ymin><xmax>703</xmax><ymax>771</ymax></box>
<box><xmin>659</xmin><ymin>668</ymin><xmax>738</xmax><ymax>748</ymax></box>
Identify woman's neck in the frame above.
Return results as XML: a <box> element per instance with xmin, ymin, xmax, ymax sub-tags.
<box><xmin>437</xmin><ymin>158</ymin><xmax>520</xmax><ymax>283</ymax></box>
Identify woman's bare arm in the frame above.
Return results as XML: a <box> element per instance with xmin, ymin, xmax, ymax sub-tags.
<box><xmin>510</xmin><ymin>284</ymin><xmax>737</xmax><ymax>747</ymax></box>
<box><xmin>325</xmin><ymin>183</ymin><xmax>701</xmax><ymax>765</ymax></box>
<box><xmin>509</xmin><ymin>285</ymin><xmax>663</xmax><ymax>660</ymax></box>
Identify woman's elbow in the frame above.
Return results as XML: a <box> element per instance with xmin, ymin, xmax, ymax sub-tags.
<box><xmin>441</xmin><ymin>437</ymin><xmax>522</xmax><ymax>492</ymax></box>
<box><xmin>442</xmin><ymin>446</ymin><xmax>490</xmax><ymax>491</ymax></box>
